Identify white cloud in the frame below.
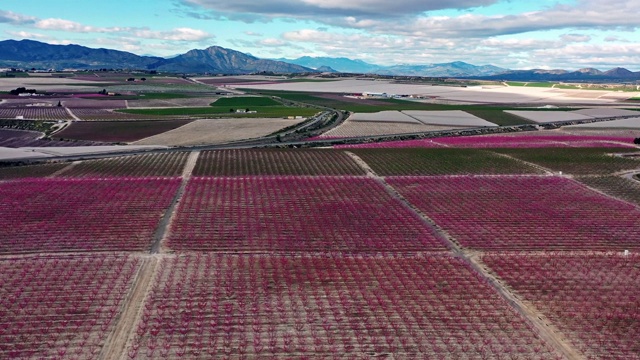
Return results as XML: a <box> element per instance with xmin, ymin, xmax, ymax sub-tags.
<box><xmin>35</xmin><ymin>18</ymin><xmax>98</xmax><ymax>32</ymax></box>
<box><xmin>132</xmin><ymin>27</ymin><xmax>213</xmax><ymax>41</ymax></box>
<box><xmin>0</xmin><ymin>10</ymin><xmax>36</xmax><ymax>25</ymax></box>
<box><xmin>259</xmin><ymin>38</ymin><xmax>287</xmax><ymax>46</ymax></box>
<box><xmin>181</xmin><ymin>0</ymin><xmax>499</xmax><ymax>18</ymax></box>
<box><xmin>5</xmin><ymin>30</ymin><xmax>48</xmax><ymax>39</ymax></box>
<box><xmin>182</xmin><ymin>0</ymin><xmax>640</xmax><ymax>39</ymax></box>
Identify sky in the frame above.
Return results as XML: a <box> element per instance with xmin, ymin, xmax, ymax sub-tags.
<box><xmin>0</xmin><ymin>0</ymin><xmax>639</xmax><ymax>70</ymax></box>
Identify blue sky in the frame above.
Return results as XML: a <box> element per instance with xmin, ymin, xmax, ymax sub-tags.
<box><xmin>1</xmin><ymin>0</ymin><xmax>638</xmax><ymax>69</ymax></box>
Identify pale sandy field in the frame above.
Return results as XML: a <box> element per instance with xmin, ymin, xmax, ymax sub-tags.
<box><xmin>566</xmin><ymin>118</ymin><xmax>640</xmax><ymax>129</ymax></box>
<box><xmin>320</xmin><ymin>121</ymin><xmax>459</xmax><ymax>138</ymax></box>
<box><xmin>0</xmin><ymin>145</ymin><xmax>164</xmax><ymax>161</ymax></box>
<box><xmin>348</xmin><ymin>111</ymin><xmax>420</xmax><ymax>123</ymax></box>
<box><xmin>0</xmin><ymin>77</ymin><xmax>100</xmax><ymax>92</ymax></box>
<box><xmin>228</xmin><ymin>79</ymin><xmax>639</xmax><ymax>104</ymax></box>
<box><xmin>505</xmin><ymin>110</ymin><xmax>594</xmax><ymax>123</ymax></box>
<box><xmin>134</xmin><ymin>118</ymin><xmax>304</xmax><ymax>146</ymax></box>
<box><xmin>573</xmin><ymin>108</ymin><xmax>640</xmax><ymax>117</ymax></box>
<box><xmin>402</xmin><ymin>110</ymin><xmax>498</xmax><ymax>127</ymax></box>
<box><xmin>126</xmin><ymin>97</ymin><xmax>219</xmax><ymax>108</ymax></box>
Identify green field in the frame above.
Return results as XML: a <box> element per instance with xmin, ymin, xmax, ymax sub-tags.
<box><xmin>119</xmin><ymin>106</ymin><xmax>317</xmax><ymax>117</ymax></box>
<box><xmin>242</xmin><ymin>90</ymin><xmax>548</xmax><ymax>126</ymax></box>
<box><xmin>211</xmin><ymin>96</ymin><xmax>281</xmax><ymax>107</ymax></box>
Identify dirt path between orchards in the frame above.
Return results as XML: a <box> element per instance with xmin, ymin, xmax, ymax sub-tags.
<box><xmin>346</xmin><ymin>150</ymin><xmax>584</xmax><ymax>360</ymax></box>
<box><xmin>150</xmin><ymin>150</ymin><xmax>200</xmax><ymax>254</ymax></box>
<box><xmin>100</xmin><ymin>256</ymin><xmax>159</xmax><ymax>360</ymax></box>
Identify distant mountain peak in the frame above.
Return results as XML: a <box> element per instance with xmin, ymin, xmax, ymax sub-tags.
<box><xmin>0</xmin><ymin>39</ymin><xmax>314</xmax><ymax>74</ymax></box>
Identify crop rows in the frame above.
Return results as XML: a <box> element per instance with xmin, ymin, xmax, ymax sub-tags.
<box><xmin>0</xmin><ymin>107</ymin><xmax>72</xmax><ymax>120</ymax></box>
<box><xmin>338</xmin><ymin>134</ymin><xmax>637</xmax><ymax>149</ymax></box>
<box><xmin>388</xmin><ymin>176</ymin><xmax>640</xmax><ymax>251</ymax></box>
<box><xmin>168</xmin><ymin>176</ymin><xmax>447</xmax><ymax>252</ymax></box>
<box><xmin>0</xmin><ymin>254</ymin><xmax>140</xmax><ymax>359</ymax></box>
<box><xmin>193</xmin><ymin>149</ymin><xmax>365</xmax><ymax>176</ymax></box>
<box><xmin>494</xmin><ymin>148</ymin><xmax>640</xmax><ymax>175</ymax></box>
<box><xmin>577</xmin><ymin>175</ymin><xmax>640</xmax><ymax>207</ymax></box>
<box><xmin>483</xmin><ymin>253</ymin><xmax>640</xmax><ymax>359</ymax></box>
<box><xmin>0</xmin><ymin>178</ymin><xmax>180</xmax><ymax>253</ymax></box>
<box><xmin>69</xmin><ymin>109</ymin><xmax>165</xmax><ymax>121</ymax></box>
<box><xmin>60</xmin><ymin>153</ymin><xmax>189</xmax><ymax>178</ymax></box>
<box><xmin>352</xmin><ymin>148</ymin><xmax>542</xmax><ymax>175</ymax></box>
<box><xmin>127</xmin><ymin>254</ymin><xmax>559</xmax><ymax>359</ymax></box>
<box><xmin>0</xmin><ymin>163</ymin><xmax>68</xmax><ymax>180</ymax></box>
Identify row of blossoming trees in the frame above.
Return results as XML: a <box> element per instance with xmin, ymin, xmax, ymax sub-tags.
<box><xmin>1</xmin><ymin>146</ymin><xmax>639</xmax><ymax>358</ymax></box>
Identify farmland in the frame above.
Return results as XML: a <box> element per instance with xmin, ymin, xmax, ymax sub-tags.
<box><xmin>2</xmin><ymin>74</ymin><xmax>640</xmax><ymax>359</ymax></box>
<box><xmin>126</xmin><ymin>254</ymin><xmax>559</xmax><ymax>359</ymax></box>
<box><xmin>193</xmin><ymin>149</ymin><xmax>365</xmax><ymax>176</ymax></box>
<box><xmin>0</xmin><ymin>254</ymin><xmax>140</xmax><ymax>359</ymax></box>
<box><xmin>0</xmin><ymin>178</ymin><xmax>180</xmax><ymax>253</ymax></box>
<box><xmin>54</xmin><ymin>119</ymin><xmax>195</xmax><ymax>143</ymax></box>
<box><xmin>351</xmin><ymin>148</ymin><xmax>543</xmax><ymax>175</ymax></box>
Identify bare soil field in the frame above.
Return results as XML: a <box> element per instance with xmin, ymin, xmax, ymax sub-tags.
<box><xmin>505</xmin><ymin>110</ymin><xmax>593</xmax><ymax>123</ymax></box>
<box><xmin>133</xmin><ymin>117</ymin><xmax>303</xmax><ymax>146</ymax></box>
<box><xmin>402</xmin><ymin>110</ymin><xmax>498</xmax><ymax>127</ymax></box>
<box><xmin>320</xmin><ymin>121</ymin><xmax>454</xmax><ymax>138</ymax></box>
<box><xmin>314</xmin><ymin>93</ymin><xmax>396</xmax><ymax>106</ymax></box>
<box><xmin>232</xmin><ymin>79</ymin><xmax>635</xmax><ymax>104</ymax></box>
<box><xmin>127</xmin><ymin>97</ymin><xmax>219</xmax><ymax>108</ymax></box>
<box><xmin>0</xmin><ymin>77</ymin><xmax>101</xmax><ymax>92</ymax></box>
<box><xmin>348</xmin><ymin>111</ymin><xmax>420</xmax><ymax>123</ymax></box>
<box><xmin>566</xmin><ymin>117</ymin><xmax>640</xmax><ymax>129</ymax></box>
<box><xmin>573</xmin><ymin>108</ymin><xmax>640</xmax><ymax>117</ymax></box>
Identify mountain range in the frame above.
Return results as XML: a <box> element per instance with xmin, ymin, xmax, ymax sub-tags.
<box><xmin>0</xmin><ymin>39</ymin><xmax>310</xmax><ymax>74</ymax></box>
<box><xmin>1</xmin><ymin>39</ymin><xmax>639</xmax><ymax>81</ymax></box>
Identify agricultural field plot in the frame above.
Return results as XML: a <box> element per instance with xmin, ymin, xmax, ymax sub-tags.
<box><xmin>389</xmin><ymin>176</ymin><xmax>640</xmax><ymax>251</ymax></box>
<box><xmin>0</xmin><ymin>77</ymin><xmax>101</xmax><ymax>92</ymax></box>
<box><xmin>560</xmin><ymin>127</ymin><xmax>640</xmax><ymax>140</ymax></box>
<box><xmin>483</xmin><ymin>254</ymin><xmax>640</xmax><ymax>359</ymax></box>
<box><xmin>577</xmin><ymin>175</ymin><xmax>640</xmax><ymax>207</ymax></box>
<box><xmin>340</xmin><ymin>133</ymin><xmax>637</xmax><ymax>149</ymax></box>
<box><xmin>104</xmin><ymin>83</ymin><xmax>214</xmax><ymax>94</ymax></box>
<box><xmin>69</xmin><ymin>108</ymin><xmax>172</xmax><ymax>121</ymax></box>
<box><xmin>505</xmin><ymin>110</ymin><xmax>593</xmax><ymax>123</ymax></box>
<box><xmin>0</xmin><ymin>128</ymin><xmax>40</xmax><ymax>143</ymax></box>
<box><xmin>0</xmin><ymin>254</ymin><xmax>141</xmax><ymax>360</ymax></box>
<box><xmin>133</xmin><ymin>118</ymin><xmax>304</xmax><ymax>146</ymax></box>
<box><xmin>319</xmin><ymin>120</ymin><xmax>451</xmax><ymax>138</ymax></box>
<box><xmin>0</xmin><ymin>107</ymin><xmax>73</xmax><ymax>120</ymax></box>
<box><xmin>59</xmin><ymin>153</ymin><xmax>189</xmax><ymax>178</ymax></box>
<box><xmin>348</xmin><ymin>111</ymin><xmax>420</xmax><ymax>123</ymax></box>
<box><xmin>0</xmin><ymin>162</ymin><xmax>67</xmax><ymax>180</ymax></box>
<box><xmin>402</xmin><ymin>110</ymin><xmax>498</xmax><ymax>127</ymax></box>
<box><xmin>211</xmin><ymin>96</ymin><xmax>282</xmax><ymax>107</ymax></box>
<box><xmin>572</xmin><ymin>108</ymin><xmax>640</xmax><ymax>117</ymax></box>
<box><xmin>127</xmin><ymin>97</ymin><xmax>219</xmax><ymax>108</ymax></box>
<box><xmin>118</xmin><ymin>106</ymin><xmax>317</xmax><ymax>118</ymax></box>
<box><xmin>494</xmin><ymin>148</ymin><xmax>640</xmax><ymax>175</ymax></box>
<box><xmin>0</xmin><ymin>178</ymin><xmax>180</xmax><ymax>253</ymax></box>
<box><xmin>193</xmin><ymin>149</ymin><xmax>365</xmax><ymax>176</ymax></box>
<box><xmin>0</xmin><ymin>133</ymin><xmax>108</xmax><ymax>148</ymax></box>
<box><xmin>55</xmin><ymin>119</ymin><xmax>194</xmax><ymax>143</ymax></box>
<box><xmin>127</xmin><ymin>254</ymin><xmax>559</xmax><ymax>359</ymax></box>
<box><xmin>351</xmin><ymin>148</ymin><xmax>542</xmax><ymax>175</ymax></box>
<box><xmin>62</xmin><ymin>98</ymin><xmax>127</xmax><ymax>109</ymax></box>
<box><xmin>566</xmin><ymin>117</ymin><xmax>640</xmax><ymax>129</ymax></box>
<box><xmin>168</xmin><ymin>177</ymin><xmax>447</xmax><ymax>252</ymax></box>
